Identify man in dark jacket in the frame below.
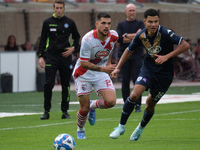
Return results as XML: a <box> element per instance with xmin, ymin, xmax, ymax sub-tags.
<box><xmin>38</xmin><ymin>0</ymin><xmax>80</xmax><ymax>120</ymax></box>
<box><xmin>117</xmin><ymin>3</ymin><xmax>144</xmax><ymax>112</ymax></box>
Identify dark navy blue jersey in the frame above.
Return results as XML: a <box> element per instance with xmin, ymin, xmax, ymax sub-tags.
<box><xmin>117</xmin><ymin>19</ymin><xmax>144</xmax><ymax>58</ymax></box>
<box><xmin>128</xmin><ymin>25</ymin><xmax>183</xmax><ymax>76</ymax></box>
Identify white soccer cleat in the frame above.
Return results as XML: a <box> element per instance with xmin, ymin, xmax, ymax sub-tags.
<box><xmin>130</xmin><ymin>123</ymin><xmax>144</xmax><ymax>141</ymax></box>
<box><xmin>110</xmin><ymin>125</ymin><xmax>125</xmax><ymax>139</ymax></box>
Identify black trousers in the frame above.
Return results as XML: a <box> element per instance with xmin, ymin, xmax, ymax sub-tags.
<box><xmin>120</xmin><ymin>57</ymin><xmax>143</xmax><ymax>105</ymax></box>
<box><xmin>43</xmin><ymin>53</ymin><xmax>73</xmax><ymax>113</ymax></box>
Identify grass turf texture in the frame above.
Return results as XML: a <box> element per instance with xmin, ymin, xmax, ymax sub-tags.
<box><xmin>0</xmin><ymin>86</ymin><xmax>200</xmax><ymax>150</ymax></box>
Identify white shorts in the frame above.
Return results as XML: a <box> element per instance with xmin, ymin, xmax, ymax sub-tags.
<box><xmin>74</xmin><ymin>72</ymin><xmax>115</xmax><ymax>97</ymax></box>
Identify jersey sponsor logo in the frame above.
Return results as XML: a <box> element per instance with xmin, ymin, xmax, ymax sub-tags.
<box><xmin>64</xmin><ymin>23</ymin><xmax>69</xmax><ymax>28</ymax></box>
<box><xmin>95</xmin><ymin>50</ymin><xmax>109</xmax><ymax>58</ymax></box>
<box><xmin>80</xmin><ymin>48</ymin><xmax>88</xmax><ymax>57</ymax></box>
<box><xmin>49</xmin><ymin>24</ymin><xmax>57</xmax><ymax>27</ymax></box>
<box><xmin>50</xmin><ymin>28</ymin><xmax>56</xmax><ymax>31</ymax></box>
<box><xmin>142</xmin><ymin>78</ymin><xmax>147</xmax><ymax>82</ymax></box>
<box><xmin>146</xmin><ymin>46</ymin><xmax>162</xmax><ymax>55</ymax></box>
<box><xmin>137</xmin><ymin>76</ymin><xmax>147</xmax><ymax>82</ymax></box>
<box><xmin>92</xmin><ymin>45</ymin><xmax>100</xmax><ymax>49</ymax></box>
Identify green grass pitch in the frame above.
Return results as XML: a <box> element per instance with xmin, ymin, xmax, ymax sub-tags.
<box><xmin>0</xmin><ymin>86</ymin><xmax>200</xmax><ymax>150</ymax></box>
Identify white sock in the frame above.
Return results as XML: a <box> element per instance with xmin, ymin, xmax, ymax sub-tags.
<box><xmin>119</xmin><ymin>124</ymin><xmax>125</xmax><ymax>128</ymax></box>
<box><xmin>77</xmin><ymin>126</ymin><xmax>85</xmax><ymax>131</ymax></box>
<box><xmin>90</xmin><ymin>100</ymin><xmax>97</xmax><ymax>110</ymax></box>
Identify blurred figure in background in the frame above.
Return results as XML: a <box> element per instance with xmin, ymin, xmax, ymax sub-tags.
<box><xmin>4</xmin><ymin>35</ymin><xmax>19</xmax><ymax>51</ymax></box>
<box><xmin>21</xmin><ymin>41</ymin><xmax>32</xmax><ymax>51</ymax></box>
<box><xmin>196</xmin><ymin>39</ymin><xmax>200</xmax><ymax>63</ymax></box>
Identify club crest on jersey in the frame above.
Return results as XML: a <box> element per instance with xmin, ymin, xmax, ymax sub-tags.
<box><xmin>64</xmin><ymin>23</ymin><xmax>69</xmax><ymax>28</ymax></box>
<box><xmin>137</xmin><ymin>76</ymin><xmax>143</xmax><ymax>82</ymax></box>
<box><xmin>82</xmin><ymin>84</ymin><xmax>87</xmax><ymax>91</ymax></box>
<box><xmin>95</xmin><ymin>50</ymin><xmax>109</xmax><ymax>58</ymax></box>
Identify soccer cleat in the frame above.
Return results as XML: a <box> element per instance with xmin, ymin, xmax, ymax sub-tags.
<box><xmin>77</xmin><ymin>131</ymin><xmax>87</xmax><ymax>139</ymax></box>
<box><xmin>130</xmin><ymin>123</ymin><xmax>144</xmax><ymax>141</ymax></box>
<box><xmin>61</xmin><ymin>112</ymin><xmax>72</xmax><ymax>119</ymax></box>
<box><xmin>110</xmin><ymin>125</ymin><xmax>125</xmax><ymax>139</ymax></box>
<box><xmin>88</xmin><ymin>100</ymin><xmax>96</xmax><ymax>125</ymax></box>
<box><xmin>40</xmin><ymin>112</ymin><xmax>49</xmax><ymax>120</ymax></box>
<box><xmin>135</xmin><ymin>105</ymin><xmax>142</xmax><ymax>112</ymax></box>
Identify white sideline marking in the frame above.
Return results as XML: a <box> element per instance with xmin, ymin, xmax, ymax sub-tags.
<box><xmin>0</xmin><ymin>110</ymin><xmax>75</xmax><ymax>118</ymax></box>
<box><xmin>0</xmin><ymin>121</ymin><xmax>75</xmax><ymax>131</ymax></box>
<box><xmin>0</xmin><ymin>94</ymin><xmax>200</xmax><ymax>118</ymax></box>
<box><xmin>115</xmin><ymin>94</ymin><xmax>200</xmax><ymax>105</ymax></box>
<box><xmin>0</xmin><ymin>109</ymin><xmax>200</xmax><ymax>131</ymax></box>
<box><xmin>0</xmin><ymin>113</ymin><xmax>42</xmax><ymax>118</ymax></box>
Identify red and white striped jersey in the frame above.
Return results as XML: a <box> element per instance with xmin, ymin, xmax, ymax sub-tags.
<box><xmin>73</xmin><ymin>29</ymin><xmax>118</xmax><ymax>79</ymax></box>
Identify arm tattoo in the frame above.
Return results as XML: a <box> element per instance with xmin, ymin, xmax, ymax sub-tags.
<box><xmin>86</xmin><ymin>63</ymin><xmax>102</xmax><ymax>71</ymax></box>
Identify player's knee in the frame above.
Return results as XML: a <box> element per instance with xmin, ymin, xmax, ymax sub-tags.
<box><xmin>80</xmin><ymin>106</ymin><xmax>90</xmax><ymax>114</ymax></box>
<box><xmin>105</xmin><ymin>99</ymin><xmax>116</xmax><ymax>108</ymax></box>
<box><xmin>145</xmin><ymin>105</ymin><xmax>155</xmax><ymax>113</ymax></box>
<box><xmin>129</xmin><ymin>93</ymin><xmax>140</xmax><ymax>101</ymax></box>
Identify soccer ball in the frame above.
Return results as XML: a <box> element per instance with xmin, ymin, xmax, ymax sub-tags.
<box><xmin>54</xmin><ymin>133</ymin><xmax>75</xmax><ymax>150</ymax></box>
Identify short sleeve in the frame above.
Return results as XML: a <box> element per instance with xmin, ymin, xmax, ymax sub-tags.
<box><xmin>79</xmin><ymin>39</ymin><xmax>91</xmax><ymax>62</ymax></box>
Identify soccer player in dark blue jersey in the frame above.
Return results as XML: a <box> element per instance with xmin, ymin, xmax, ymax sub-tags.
<box><xmin>110</xmin><ymin>8</ymin><xmax>190</xmax><ymax>141</ymax></box>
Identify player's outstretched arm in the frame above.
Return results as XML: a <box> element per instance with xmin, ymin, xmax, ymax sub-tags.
<box><xmin>110</xmin><ymin>68</ymin><xmax>120</xmax><ymax>79</ymax></box>
<box><xmin>110</xmin><ymin>48</ymin><xmax>132</xmax><ymax>78</ymax></box>
<box><xmin>116</xmin><ymin>48</ymin><xmax>133</xmax><ymax>70</ymax></box>
<box><xmin>80</xmin><ymin>61</ymin><xmax>115</xmax><ymax>74</ymax></box>
<box><xmin>102</xmin><ymin>64</ymin><xmax>116</xmax><ymax>74</ymax></box>
<box><xmin>154</xmin><ymin>39</ymin><xmax>190</xmax><ymax>65</ymax></box>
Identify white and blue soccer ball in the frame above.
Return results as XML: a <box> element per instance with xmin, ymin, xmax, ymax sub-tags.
<box><xmin>54</xmin><ymin>133</ymin><xmax>75</xmax><ymax>150</ymax></box>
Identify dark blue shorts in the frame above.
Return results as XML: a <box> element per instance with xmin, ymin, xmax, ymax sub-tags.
<box><xmin>135</xmin><ymin>66</ymin><xmax>173</xmax><ymax>103</ymax></box>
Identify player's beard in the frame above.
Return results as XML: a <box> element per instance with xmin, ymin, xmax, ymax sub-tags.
<box><xmin>99</xmin><ymin>30</ymin><xmax>108</xmax><ymax>37</ymax></box>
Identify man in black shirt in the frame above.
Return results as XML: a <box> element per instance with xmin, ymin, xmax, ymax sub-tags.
<box><xmin>38</xmin><ymin>0</ymin><xmax>80</xmax><ymax>120</ymax></box>
<box><xmin>117</xmin><ymin>3</ymin><xmax>144</xmax><ymax>112</ymax></box>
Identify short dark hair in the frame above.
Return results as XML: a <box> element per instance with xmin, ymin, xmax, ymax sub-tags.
<box><xmin>53</xmin><ymin>0</ymin><xmax>65</xmax><ymax>7</ymax></box>
<box><xmin>96</xmin><ymin>12</ymin><xmax>111</xmax><ymax>21</ymax></box>
<box><xmin>144</xmin><ymin>9</ymin><xmax>159</xmax><ymax>19</ymax></box>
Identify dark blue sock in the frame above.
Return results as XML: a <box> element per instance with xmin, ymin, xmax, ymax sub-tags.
<box><xmin>140</xmin><ymin>109</ymin><xmax>155</xmax><ymax>127</ymax></box>
<box><xmin>120</xmin><ymin>97</ymin><xmax>136</xmax><ymax>125</ymax></box>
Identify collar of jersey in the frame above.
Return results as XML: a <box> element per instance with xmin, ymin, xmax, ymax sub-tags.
<box><xmin>53</xmin><ymin>13</ymin><xmax>64</xmax><ymax>18</ymax></box>
<box><xmin>93</xmin><ymin>29</ymin><xmax>111</xmax><ymax>39</ymax></box>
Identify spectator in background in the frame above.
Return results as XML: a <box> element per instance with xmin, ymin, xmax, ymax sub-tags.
<box><xmin>174</xmin><ymin>39</ymin><xmax>200</xmax><ymax>80</ymax></box>
<box><xmin>117</xmin><ymin>3</ymin><xmax>145</xmax><ymax>112</ymax></box>
<box><xmin>21</xmin><ymin>41</ymin><xmax>32</xmax><ymax>51</ymax></box>
<box><xmin>4</xmin><ymin>35</ymin><xmax>19</xmax><ymax>51</ymax></box>
<box><xmin>196</xmin><ymin>39</ymin><xmax>200</xmax><ymax>63</ymax></box>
